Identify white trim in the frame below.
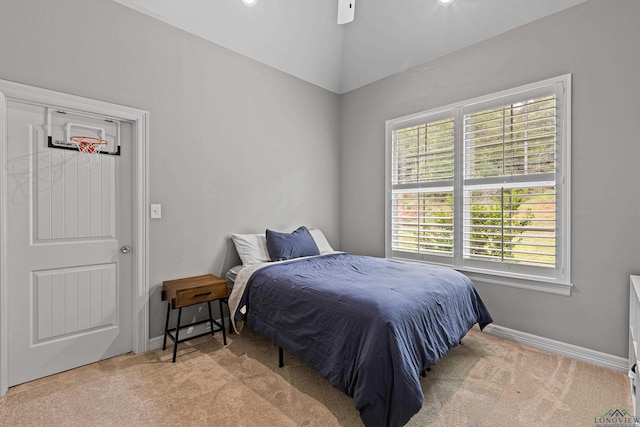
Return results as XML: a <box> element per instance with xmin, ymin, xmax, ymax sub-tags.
<box><xmin>133</xmin><ymin>107</ymin><xmax>150</xmax><ymax>356</ymax></box>
<box><xmin>389</xmin><ymin>255</ymin><xmax>573</xmax><ymax>296</ymax></box>
<box><xmin>463</xmin><ymin>270</ymin><xmax>572</xmax><ymax>296</ymax></box>
<box><xmin>560</xmin><ymin>75</ymin><xmax>572</xmax><ymax>288</ymax></box>
<box><xmin>0</xmin><ymin>79</ymin><xmax>149</xmax><ymax>396</ymax></box>
<box><xmin>148</xmin><ymin>316</ymin><xmax>231</xmax><ymax>351</ymax></box>
<box><xmin>0</xmin><ymin>91</ymin><xmax>8</xmax><ymax>395</ymax></box>
<box><xmin>483</xmin><ymin>324</ymin><xmax>628</xmax><ymax>373</ymax></box>
<box><xmin>147</xmin><ymin>320</ymin><xmax>629</xmax><ymax>375</ymax></box>
<box><xmin>384</xmin><ymin>119</ymin><xmax>392</xmax><ymax>259</ymax></box>
<box><xmin>148</xmin><ymin>335</ymin><xmax>165</xmax><ymax>351</ymax></box>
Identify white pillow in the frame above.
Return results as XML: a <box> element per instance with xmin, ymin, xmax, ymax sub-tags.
<box><xmin>232</xmin><ymin>228</ymin><xmax>335</xmax><ymax>265</ymax></box>
<box><xmin>309</xmin><ymin>229</ymin><xmax>334</xmax><ymax>254</ymax></box>
<box><xmin>231</xmin><ymin>233</ymin><xmax>270</xmax><ymax>266</ymax></box>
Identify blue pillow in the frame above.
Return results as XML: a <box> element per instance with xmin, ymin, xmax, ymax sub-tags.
<box><xmin>265</xmin><ymin>226</ymin><xmax>320</xmax><ymax>262</ymax></box>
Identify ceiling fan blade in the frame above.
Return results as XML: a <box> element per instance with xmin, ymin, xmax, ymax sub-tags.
<box><xmin>337</xmin><ymin>0</ymin><xmax>355</xmax><ymax>25</ymax></box>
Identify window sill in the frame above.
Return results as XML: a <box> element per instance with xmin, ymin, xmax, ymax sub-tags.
<box><xmin>389</xmin><ymin>255</ymin><xmax>572</xmax><ymax>296</ymax></box>
<box><xmin>460</xmin><ymin>269</ymin><xmax>572</xmax><ymax>296</ymax></box>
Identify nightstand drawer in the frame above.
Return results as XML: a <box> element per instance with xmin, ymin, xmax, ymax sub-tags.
<box><xmin>162</xmin><ymin>274</ymin><xmax>228</xmax><ymax>309</ymax></box>
<box><xmin>175</xmin><ymin>282</ymin><xmax>227</xmax><ymax>306</ymax></box>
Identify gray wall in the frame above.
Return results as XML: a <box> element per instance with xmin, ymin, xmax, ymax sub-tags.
<box><xmin>2</xmin><ymin>0</ymin><xmax>638</xmax><ymax>359</ymax></box>
<box><xmin>0</xmin><ymin>0</ymin><xmax>341</xmax><ymax>338</ymax></box>
<box><xmin>340</xmin><ymin>0</ymin><xmax>640</xmax><ymax>358</ymax></box>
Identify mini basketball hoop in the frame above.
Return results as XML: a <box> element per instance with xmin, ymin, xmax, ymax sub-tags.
<box><xmin>69</xmin><ymin>135</ymin><xmax>108</xmax><ymax>164</ymax></box>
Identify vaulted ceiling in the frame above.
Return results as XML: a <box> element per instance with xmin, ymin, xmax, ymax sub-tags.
<box><xmin>112</xmin><ymin>0</ymin><xmax>587</xmax><ymax>94</ymax></box>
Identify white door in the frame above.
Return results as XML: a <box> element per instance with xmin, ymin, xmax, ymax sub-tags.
<box><xmin>6</xmin><ymin>100</ymin><xmax>133</xmax><ymax>386</ymax></box>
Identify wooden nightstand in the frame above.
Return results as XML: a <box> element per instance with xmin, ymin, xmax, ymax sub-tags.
<box><xmin>162</xmin><ymin>274</ymin><xmax>229</xmax><ymax>362</ymax></box>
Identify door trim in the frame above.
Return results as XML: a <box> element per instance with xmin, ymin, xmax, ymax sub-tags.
<box><xmin>0</xmin><ymin>79</ymin><xmax>149</xmax><ymax>396</ymax></box>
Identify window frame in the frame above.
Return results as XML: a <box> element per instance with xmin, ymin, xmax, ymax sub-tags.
<box><xmin>385</xmin><ymin>74</ymin><xmax>572</xmax><ymax>295</ymax></box>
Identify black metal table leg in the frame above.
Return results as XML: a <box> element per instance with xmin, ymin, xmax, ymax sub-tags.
<box><xmin>222</xmin><ymin>298</ymin><xmax>234</xmax><ymax>335</ymax></box>
<box><xmin>163</xmin><ymin>301</ymin><xmax>171</xmax><ymax>350</ymax></box>
<box><xmin>207</xmin><ymin>301</ymin><xmax>215</xmax><ymax>336</ymax></box>
<box><xmin>172</xmin><ymin>307</ymin><xmax>183</xmax><ymax>363</ymax></box>
<box><xmin>219</xmin><ymin>298</ymin><xmax>227</xmax><ymax>345</ymax></box>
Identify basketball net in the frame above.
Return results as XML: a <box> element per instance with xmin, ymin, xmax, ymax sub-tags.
<box><xmin>69</xmin><ymin>136</ymin><xmax>108</xmax><ymax>165</ymax></box>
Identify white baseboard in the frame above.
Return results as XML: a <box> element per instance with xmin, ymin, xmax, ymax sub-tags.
<box><xmin>149</xmin><ymin>335</ymin><xmax>164</xmax><ymax>351</ymax></box>
<box><xmin>149</xmin><ymin>317</ymin><xmax>230</xmax><ymax>351</ymax></box>
<box><xmin>147</xmin><ymin>321</ymin><xmax>629</xmax><ymax>373</ymax></box>
<box><xmin>483</xmin><ymin>324</ymin><xmax>628</xmax><ymax>373</ymax></box>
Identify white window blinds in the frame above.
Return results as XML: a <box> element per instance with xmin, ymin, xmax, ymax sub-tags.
<box><xmin>463</xmin><ymin>95</ymin><xmax>557</xmax><ymax>269</ymax></box>
<box><xmin>391</xmin><ymin>118</ymin><xmax>455</xmax><ymax>257</ymax></box>
<box><xmin>386</xmin><ymin>75</ymin><xmax>571</xmax><ymax>287</ymax></box>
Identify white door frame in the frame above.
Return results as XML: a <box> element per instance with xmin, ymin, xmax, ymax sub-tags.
<box><xmin>0</xmin><ymin>79</ymin><xmax>149</xmax><ymax>396</ymax></box>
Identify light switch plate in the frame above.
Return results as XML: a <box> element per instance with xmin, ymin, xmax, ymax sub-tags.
<box><xmin>150</xmin><ymin>204</ymin><xmax>162</xmax><ymax>219</ymax></box>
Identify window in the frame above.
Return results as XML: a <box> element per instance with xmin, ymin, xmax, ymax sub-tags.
<box><xmin>386</xmin><ymin>75</ymin><xmax>571</xmax><ymax>293</ymax></box>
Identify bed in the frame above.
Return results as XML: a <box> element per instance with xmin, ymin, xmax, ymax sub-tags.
<box><xmin>227</xmin><ymin>227</ymin><xmax>493</xmax><ymax>427</ymax></box>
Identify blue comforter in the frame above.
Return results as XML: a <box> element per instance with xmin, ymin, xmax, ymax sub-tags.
<box><xmin>236</xmin><ymin>253</ymin><xmax>493</xmax><ymax>426</ymax></box>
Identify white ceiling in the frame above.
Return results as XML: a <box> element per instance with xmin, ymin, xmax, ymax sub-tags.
<box><xmin>112</xmin><ymin>0</ymin><xmax>587</xmax><ymax>94</ymax></box>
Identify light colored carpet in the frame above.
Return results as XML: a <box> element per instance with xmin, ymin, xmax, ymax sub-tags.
<box><xmin>0</xmin><ymin>326</ymin><xmax>631</xmax><ymax>426</ymax></box>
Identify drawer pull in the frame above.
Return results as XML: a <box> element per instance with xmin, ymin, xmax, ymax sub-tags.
<box><xmin>194</xmin><ymin>292</ymin><xmax>212</xmax><ymax>298</ymax></box>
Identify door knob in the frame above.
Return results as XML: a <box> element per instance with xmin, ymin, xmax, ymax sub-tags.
<box><xmin>120</xmin><ymin>246</ymin><xmax>131</xmax><ymax>254</ymax></box>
